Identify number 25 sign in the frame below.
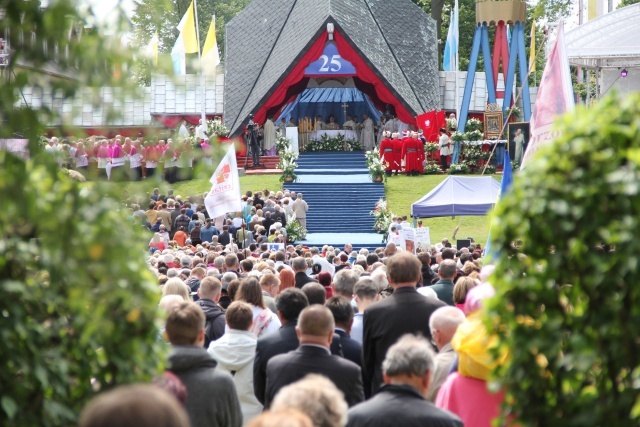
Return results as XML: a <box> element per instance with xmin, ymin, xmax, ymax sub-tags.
<box><xmin>305</xmin><ymin>42</ymin><xmax>356</xmax><ymax>76</ymax></box>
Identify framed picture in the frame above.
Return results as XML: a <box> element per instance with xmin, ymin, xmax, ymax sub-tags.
<box><xmin>484</xmin><ymin>111</ymin><xmax>504</xmax><ymax>139</ymax></box>
<box><xmin>507</xmin><ymin>122</ymin><xmax>530</xmax><ymax>165</ymax></box>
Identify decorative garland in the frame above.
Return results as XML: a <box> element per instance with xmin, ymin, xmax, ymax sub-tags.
<box><xmin>307</xmin><ymin>134</ymin><xmax>362</xmax><ymax>152</ymax></box>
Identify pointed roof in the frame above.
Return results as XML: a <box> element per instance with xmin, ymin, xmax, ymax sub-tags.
<box><xmin>224</xmin><ymin>0</ymin><xmax>440</xmax><ymax>136</ymax></box>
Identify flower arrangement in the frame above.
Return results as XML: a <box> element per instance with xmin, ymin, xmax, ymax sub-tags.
<box><xmin>423</xmin><ymin>162</ymin><xmax>442</xmax><ymax>175</ymax></box>
<box><xmin>506</xmin><ymin>106</ymin><xmax>522</xmax><ymax>120</ymax></box>
<box><xmin>463</xmin><ymin>145</ymin><xmax>484</xmax><ymax>162</ymax></box>
<box><xmin>483</xmin><ymin>164</ymin><xmax>497</xmax><ymax>174</ymax></box>
<box><xmin>465</xmin><ymin>118</ymin><xmax>484</xmax><ymax>133</ymax></box>
<box><xmin>207</xmin><ymin>118</ymin><xmax>228</xmax><ymax>137</ymax></box>
<box><xmin>308</xmin><ymin>134</ymin><xmax>361</xmax><ymax>152</ymax></box>
<box><xmin>446</xmin><ymin>116</ymin><xmax>458</xmax><ymax>131</ymax></box>
<box><xmin>275</xmin><ymin>136</ymin><xmax>292</xmax><ymax>155</ymax></box>
<box><xmin>465</xmin><ymin>129</ymin><xmax>484</xmax><ymax>141</ymax></box>
<box><xmin>448</xmin><ymin>163</ymin><xmax>470</xmax><ymax>175</ymax></box>
<box><xmin>285</xmin><ymin>212</ymin><xmax>306</xmax><ymax>243</ymax></box>
<box><xmin>365</xmin><ymin>148</ymin><xmax>387</xmax><ymax>182</ymax></box>
<box><xmin>450</xmin><ymin>131</ymin><xmax>466</xmax><ymax>142</ymax></box>
<box><xmin>278</xmin><ymin>148</ymin><xmax>298</xmax><ymax>183</ymax></box>
<box><xmin>424</xmin><ymin>143</ymin><xmax>439</xmax><ymax>153</ymax></box>
<box><xmin>370</xmin><ymin>198</ymin><xmax>395</xmax><ymax>242</ymax></box>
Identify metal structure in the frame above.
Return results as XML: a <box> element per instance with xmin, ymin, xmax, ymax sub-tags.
<box><xmin>457</xmin><ymin>0</ymin><xmax>531</xmax><ymax>134</ymax></box>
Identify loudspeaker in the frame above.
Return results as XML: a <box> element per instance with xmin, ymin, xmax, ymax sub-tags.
<box><xmin>456</xmin><ymin>239</ymin><xmax>471</xmax><ymax>249</ymax></box>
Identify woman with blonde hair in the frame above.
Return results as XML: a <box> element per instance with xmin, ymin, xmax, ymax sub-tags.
<box><xmin>149</xmin><ymin>233</ymin><xmax>166</xmax><ymax>252</ymax></box>
<box><xmin>161</xmin><ymin>278</ymin><xmax>191</xmax><ymax>301</ymax></box>
<box><xmin>236</xmin><ymin>277</ymin><xmax>281</xmax><ymax>337</ymax></box>
<box><xmin>452</xmin><ymin>276</ymin><xmax>480</xmax><ymax>311</ymax></box>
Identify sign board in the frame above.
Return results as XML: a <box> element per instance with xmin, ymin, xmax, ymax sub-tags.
<box><xmin>402</xmin><ymin>227</ymin><xmax>416</xmax><ymax>254</ymax></box>
<box><xmin>285</xmin><ymin>127</ymin><xmax>299</xmax><ymax>155</ymax></box>
<box><xmin>267</xmin><ymin>243</ymin><xmax>285</xmax><ymax>252</ymax></box>
<box><xmin>304</xmin><ymin>42</ymin><xmax>356</xmax><ymax>77</ymax></box>
<box><xmin>415</xmin><ymin>227</ymin><xmax>431</xmax><ymax>252</ymax></box>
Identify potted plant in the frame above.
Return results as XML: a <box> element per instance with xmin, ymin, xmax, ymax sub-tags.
<box><xmin>448</xmin><ymin>163</ymin><xmax>470</xmax><ymax>175</ymax></box>
<box><xmin>285</xmin><ymin>212</ymin><xmax>306</xmax><ymax>242</ymax></box>
<box><xmin>450</xmin><ymin>131</ymin><xmax>466</xmax><ymax>143</ymax></box>
<box><xmin>278</xmin><ymin>149</ymin><xmax>298</xmax><ymax>183</ymax></box>
<box><xmin>365</xmin><ymin>148</ymin><xmax>387</xmax><ymax>182</ymax></box>
<box><xmin>423</xmin><ymin>162</ymin><xmax>442</xmax><ymax>175</ymax></box>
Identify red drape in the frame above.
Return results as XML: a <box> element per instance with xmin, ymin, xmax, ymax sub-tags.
<box><xmin>333</xmin><ymin>30</ymin><xmax>415</xmax><ymax>124</ymax></box>
<box><xmin>254</xmin><ymin>33</ymin><xmax>328</xmax><ymax>125</ymax></box>
<box><xmin>152</xmin><ymin>114</ymin><xmax>223</xmax><ymax>128</ymax></box>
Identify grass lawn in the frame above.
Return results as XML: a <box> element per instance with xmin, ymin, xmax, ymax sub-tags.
<box><xmin>385</xmin><ymin>174</ymin><xmax>500</xmax><ymax>246</ymax></box>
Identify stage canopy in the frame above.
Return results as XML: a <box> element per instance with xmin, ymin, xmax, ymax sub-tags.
<box><xmin>224</xmin><ymin>0</ymin><xmax>440</xmax><ymax>136</ymax></box>
<box><xmin>275</xmin><ymin>87</ymin><xmax>382</xmax><ymax>124</ymax></box>
<box><xmin>565</xmin><ymin>4</ymin><xmax>640</xmax><ymax>70</ymax></box>
<box><xmin>411</xmin><ymin>176</ymin><xmax>501</xmax><ymax>218</ymax></box>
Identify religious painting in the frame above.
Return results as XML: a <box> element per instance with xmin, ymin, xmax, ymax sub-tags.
<box><xmin>507</xmin><ymin>122</ymin><xmax>530</xmax><ymax>165</ymax></box>
<box><xmin>484</xmin><ymin>111</ymin><xmax>504</xmax><ymax>139</ymax></box>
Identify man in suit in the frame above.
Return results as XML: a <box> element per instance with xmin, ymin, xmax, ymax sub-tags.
<box><xmin>325</xmin><ymin>296</ymin><xmax>362</xmax><ymax>369</ymax></box>
<box><xmin>347</xmin><ymin>335</ymin><xmax>463</xmax><ymax>427</ymax></box>
<box><xmin>428</xmin><ymin>259</ymin><xmax>457</xmax><ymax>305</ymax></box>
<box><xmin>264</xmin><ymin>305</ymin><xmax>364</xmax><ymax>408</ymax></box>
<box><xmin>292</xmin><ymin>257</ymin><xmax>317</xmax><ymax>289</ymax></box>
<box><xmin>363</xmin><ymin>252</ymin><xmax>446</xmax><ymax>397</ymax></box>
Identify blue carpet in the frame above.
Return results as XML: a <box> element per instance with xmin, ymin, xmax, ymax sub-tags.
<box><xmin>284</xmin><ymin>151</ymin><xmax>385</xmax><ymax>248</ymax></box>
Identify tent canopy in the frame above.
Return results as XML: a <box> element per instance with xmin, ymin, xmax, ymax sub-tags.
<box><xmin>411</xmin><ymin>176</ymin><xmax>501</xmax><ymax>218</ymax></box>
<box><xmin>275</xmin><ymin>87</ymin><xmax>382</xmax><ymax>124</ymax></box>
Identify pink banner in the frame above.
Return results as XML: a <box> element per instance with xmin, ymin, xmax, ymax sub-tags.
<box><xmin>521</xmin><ymin>21</ymin><xmax>575</xmax><ymax>169</ymax></box>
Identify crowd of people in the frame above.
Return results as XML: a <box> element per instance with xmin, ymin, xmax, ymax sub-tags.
<box><xmin>81</xmin><ymin>185</ymin><xmax>504</xmax><ymax>427</ymax></box>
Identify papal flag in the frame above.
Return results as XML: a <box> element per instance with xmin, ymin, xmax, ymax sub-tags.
<box><xmin>529</xmin><ymin>21</ymin><xmax>536</xmax><ymax>73</ymax></box>
<box><xmin>171</xmin><ymin>1</ymin><xmax>199</xmax><ymax>74</ymax></box>
<box><xmin>205</xmin><ymin>143</ymin><xmax>241</xmax><ymax>219</ymax></box>
<box><xmin>147</xmin><ymin>32</ymin><xmax>159</xmax><ymax>66</ymax></box>
<box><xmin>521</xmin><ymin>21</ymin><xmax>574</xmax><ymax>169</ymax></box>
<box><xmin>202</xmin><ymin>15</ymin><xmax>220</xmax><ymax>74</ymax></box>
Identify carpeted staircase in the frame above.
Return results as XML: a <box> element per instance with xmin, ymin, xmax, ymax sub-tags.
<box><xmin>284</xmin><ymin>151</ymin><xmax>386</xmax><ymax>249</ymax></box>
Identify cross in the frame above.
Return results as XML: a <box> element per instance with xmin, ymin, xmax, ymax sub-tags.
<box><xmin>342</xmin><ymin>102</ymin><xmax>349</xmax><ymax>123</ymax></box>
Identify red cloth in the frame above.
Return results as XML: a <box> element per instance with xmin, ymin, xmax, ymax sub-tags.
<box><xmin>334</xmin><ymin>30</ymin><xmax>415</xmax><ymax>125</ymax></box>
<box><xmin>416</xmin><ymin>110</ymin><xmax>446</xmax><ymax>142</ymax></box>
<box><xmin>253</xmin><ymin>33</ymin><xmax>328</xmax><ymax>125</ymax></box>
<box><xmin>401</xmin><ymin>137</ymin><xmax>419</xmax><ymax>172</ymax></box>
<box><xmin>379</xmin><ymin>138</ymin><xmax>394</xmax><ymax>172</ymax></box>
<box><xmin>392</xmin><ymin>138</ymin><xmax>403</xmax><ymax>171</ymax></box>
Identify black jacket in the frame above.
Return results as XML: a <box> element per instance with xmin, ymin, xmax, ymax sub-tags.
<box><xmin>265</xmin><ymin>345</ymin><xmax>364</xmax><ymax>408</ymax></box>
<box><xmin>421</xmin><ymin>264</ymin><xmax>439</xmax><ymax>286</ymax></box>
<box><xmin>335</xmin><ymin>329</ymin><xmax>362</xmax><ymax>369</ymax></box>
<box><xmin>253</xmin><ymin>321</ymin><xmax>343</xmax><ymax>405</ymax></box>
<box><xmin>347</xmin><ymin>384</ymin><xmax>463</xmax><ymax>427</ymax></box>
<box><xmin>196</xmin><ymin>298</ymin><xmax>225</xmax><ymax>348</ymax></box>
<box><xmin>362</xmin><ymin>286</ymin><xmax>446</xmax><ymax>397</ymax></box>
<box><xmin>294</xmin><ymin>272</ymin><xmax>317</xmax><ymax>289</ymax></box>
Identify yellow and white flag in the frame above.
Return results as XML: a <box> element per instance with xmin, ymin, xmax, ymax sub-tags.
<box><xmin>204</xmin><ymin>143</ymin><xmax>241</xmax><ymax>219</ymax></box>
<box><xmin>181</xmin><ymin>1</ymin><xmax>199</xmax><ymax>54</ymax></box>
<box><xmin>529</xmin><ymin>22</ymin><xmax>536</xmax><ymax>73</ymax></box>
<box><xmin>147</xmin><ymin>32</ymin><xmax>159</xmax><ymax>66</ymax></box>
<box><xmin>202</xmin><ymin>15</ymin><xmax>221</xmax><ymax>74</ymax></box>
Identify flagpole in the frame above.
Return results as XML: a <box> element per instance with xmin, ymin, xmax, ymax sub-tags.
<box><xmin>193</xmin><ymin>0</ymin><xmax>207</xmax><ymax>129</ymax></box>
<box><xmin>454</xmin><ymin>0</ymin><xmax>460</xmax><ymax>125</ymax></box>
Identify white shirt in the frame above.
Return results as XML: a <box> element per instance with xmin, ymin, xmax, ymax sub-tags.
<box><xmin>351</xmin><ymin>313</ymin><xmax>364</xmax><ymax>344</ymax></box>
<box><xmin>439</xmin><ymin>134</ymin><xmax>453</xmax><ymax>155</ymax></box>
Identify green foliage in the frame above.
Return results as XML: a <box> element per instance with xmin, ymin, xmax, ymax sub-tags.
<box><xmin>0</xmin><ymin>2</ymin><xmax>166</xmax><ymax>425</ymax></box>
<box><xmin>0</xmin><ymin>153</ymin><xmax>166</xmax><ymax>425</ymax></box>
<box><xmin>486</xmin><ymin>93</ymin><xmax>640</xmax><ymax>426</ymax></box>
<box><xmin>618</xmin><ymin>0</ymin><xmax>640</xmax><ymax>8</ymax></box>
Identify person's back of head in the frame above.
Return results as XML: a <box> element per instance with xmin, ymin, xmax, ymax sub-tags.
<box><xmin>165</xmin><ymin>302</ymin><xmax>205</xmax><ymax>346</ymax></box>
<box><xmin>325</xmin><ymin>296</ymin><xmax>354</xmax><ymax>330</ymax></box>
<box><xmin>354</xmin><ymin>279</ymin><xmax>379</xmax><ymax>303</ymax></box>
<box><xmin>365</xmin><ymin>253</ymin><xmax>379</xmax><ymax>266</ymax></box>
<box><xmin>271</xmin><ymin>374</ymin><xmax>347</xmax><ymax>427</ymax></box>
<box><xmin>79</xmin><ymin>384</ymin><xmax>190</xmax><ymax>427</ymax></box>
<box><xmin>297</xmin><ymin>305</ymin><xmax>334</xmax><ymax>338</ymax></box>
<box><xmin>370</xmin><ymin>268</ymin><xmax>389</xmax><ymax>292</ymax></box>
<box><xmin>441</xmin><ymin>247</ymin><xmax>456</xmax><ymax>260</ymax></box>
<box><xmin>237</xmin><ymin>277</ymin><xmax>265</xmax><ymax>308</ymax></box>
<box><xmin>291</xmin><ymin>256</ymin><xmax>307</xmax><ymax>273</ymax></box>
<box><xmin>198</xmin><ymin>276</ymin><xmax>222</xmax><ymax>301</ymax></box>
<box><xmin>333</xmin><ymin>269</ymin><xmax>359</xmax><ymax>299</ymax></box>
<box><xmin>225</xmin><ymin>253</ymin><xmax>239</xmax><ymax>270</ymax></box>
<box><xmin>190</xmin><ymin>266</ymin><xmax>205</xmax><ymax>279</ymax></box>
<box><xmin>225</xmin><ymin>301</ymin><xmax>254</xmax><ymax>331</ymax></box>
<box><xmin>275</xmin><ymin>251</ymin><xmax>286</xmax><ymax>262</ymax></box>
<box><xmin>162</xmin><ymin>278</ymin><xmax>191</xmax><ymax>301</ymax></box>
<box><xmin>276</xmin><ymin>288</ymin><xmax>309</xmax><ymax>323</ymax></box>
<box><xmin>438</xmin><ymin>259</ymin><xmax>457</xmax><ymax>281</ymax></box>
<box><xmin>382</xmin><ymin>334</ymin><xmax>435</xmax><ymax>393</ymax></box>
<box><xmin>301</xmin><ymin>283</ymin><xmax>327</xmax><ymax>306</ymax></box>
<box><xmin>241</xmin><ymin>258</ymin><xmax>254</xmax><ymax>273</ymax></box>
<box><xmin>416</xmin><ymin>252</ymin><xmax>431</xmax><ymax>266</ymax></box>
<box><xmin>429</xmin><ymin>306</ymin><xmax>466</xmax><ymax>350</ymax></box>
<box><xmin>386</xmin><ymin>252</ymin><xmax>421</xmax><ymax>287</ymax></box>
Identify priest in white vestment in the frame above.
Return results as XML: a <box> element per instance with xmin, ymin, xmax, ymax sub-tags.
<box><xmin>362</xmin><ymin>114</ymin><xmax>375</xmax><ymax>151</ymax></box>
<box><xmin>263</xmin><ymin>116</ymin><xmax>277</xmax><ymax>156</ymax></box>
<box><xmin>343</xmin><ymin>115</ymin><xmax>356</xmax><ymax>131</ymax></box>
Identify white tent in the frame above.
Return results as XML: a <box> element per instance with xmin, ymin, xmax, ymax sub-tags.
<box><xmin>411</xmin><ymin>176</ymin><xmax>500</xmax><ymax>218</ymax></box>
